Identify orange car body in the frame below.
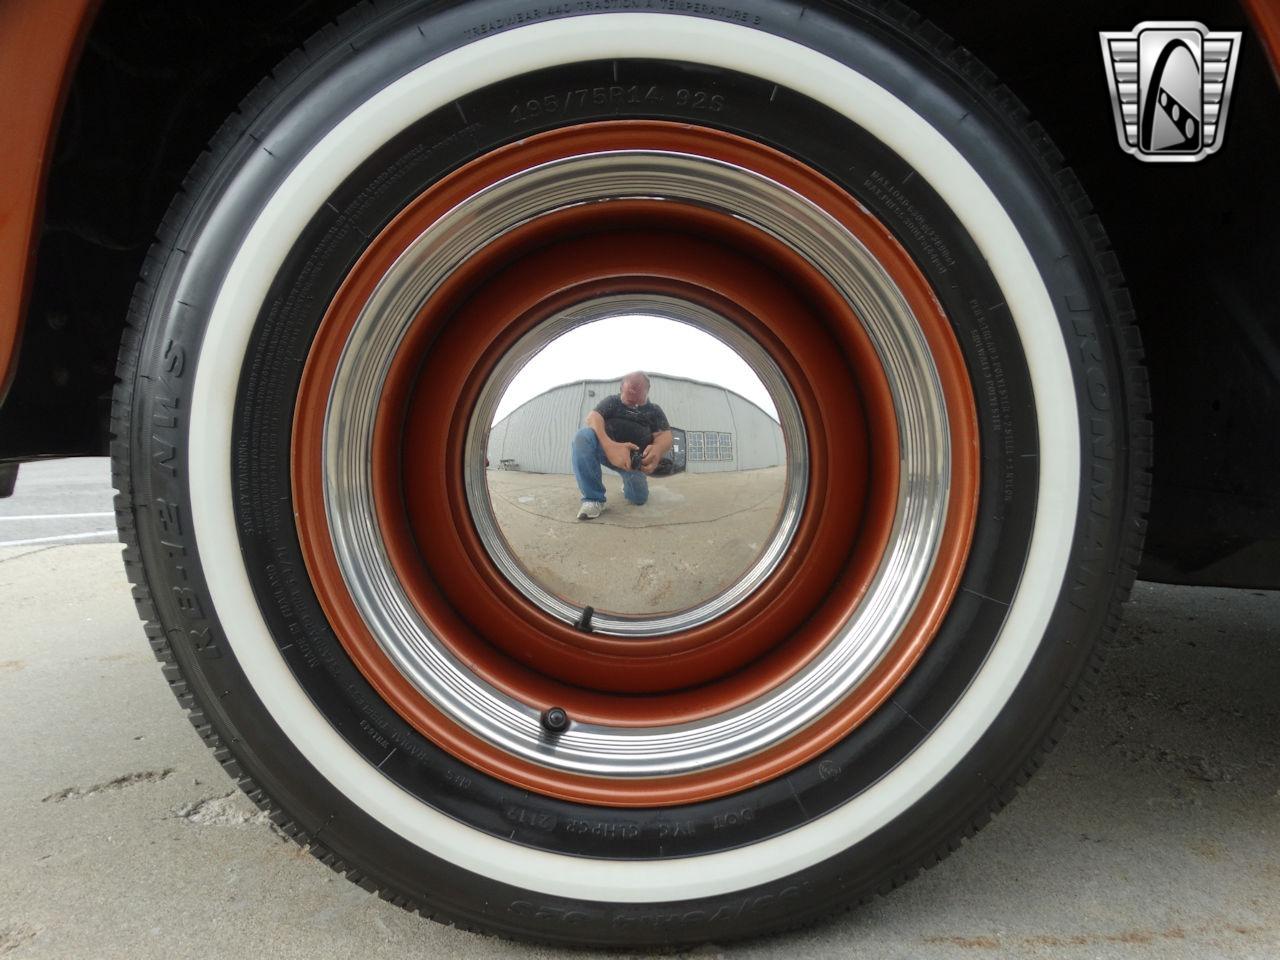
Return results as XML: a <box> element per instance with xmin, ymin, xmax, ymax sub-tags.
<box><xmin>0</xmin><ymin>0</ymin><xmax>97</xmax><ymax>402</ymax></box>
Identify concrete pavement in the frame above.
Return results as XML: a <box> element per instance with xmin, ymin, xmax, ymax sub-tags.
<box><xmin>0</xmin><ymin>459</ymin><xmax>1277</xmax><ymax>959</ymax></box>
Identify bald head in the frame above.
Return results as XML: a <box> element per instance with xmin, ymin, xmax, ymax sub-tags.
<box><xmin>620</xmin><ymin>371</ymin><xmax>650</xmax><ymax>406</ymax></box>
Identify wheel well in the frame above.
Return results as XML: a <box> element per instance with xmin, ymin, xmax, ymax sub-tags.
<box><xmin>906</xmin><ymin>0</ymin><xmax>1280</xmax><ymax>586</ymax></box>
<box><xmin>6</xmin><ymin>0</ymin><xmax>1277</xmax><ymax>584</ymax></box>
<box><xmin>0</xmin><ymin>0</ymin><xmax>355</xmax><ymax>460</ymax></box>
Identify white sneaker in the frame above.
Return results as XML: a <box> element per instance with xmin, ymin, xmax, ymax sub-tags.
<box><xmin>576</xmin><ymin>500</ymin><xmax>604</xmax><ymax>520</ymax></box>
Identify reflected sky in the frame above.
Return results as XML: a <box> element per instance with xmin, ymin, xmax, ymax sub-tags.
<box><xmin>492</xmin><ymin>315</ymin><xmax>778</xmax><ymax>423</ymax></box>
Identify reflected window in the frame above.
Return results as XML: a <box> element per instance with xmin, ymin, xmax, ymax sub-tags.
<box><xmin>714</xmin><ymin>431</ymin><xmax>734</xmax><ymax>461</ymax></box>
<box><xmin>688</xmin><ymin>431</ymin><xmax>705</xmax><ymax>461</ymax></box>
<box><xmin>687</xmin><ymin>431</ymin><xmax>733</xmax><ymax>462</ymax></box>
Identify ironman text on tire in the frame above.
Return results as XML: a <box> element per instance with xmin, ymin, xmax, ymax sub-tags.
<box><xmin>113</xmin><ymin>0</ymin><xmax>1147</xmax><ymax>946</ymax></box>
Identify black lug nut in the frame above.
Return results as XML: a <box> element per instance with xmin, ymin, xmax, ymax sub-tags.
<box><xmin>541</xmin><ymin>706</ymin><xmax>569</xmax><ymax>734</ymax></box>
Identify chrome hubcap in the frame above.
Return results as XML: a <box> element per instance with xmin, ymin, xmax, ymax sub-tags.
<box><xmin>322</xmin><ymin>151</ymin><xmax>951</xmax><ymax>777</ymax></box>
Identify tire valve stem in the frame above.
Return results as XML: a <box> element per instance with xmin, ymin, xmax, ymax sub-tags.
<box><xmin>541</xmin><ymin>706</ymin><xmax>570</xmax><ymax>735</ymax></box>
<box><xmin>573</xmin><ymin>605</ymin><xmax>595</xmax><ymax>633</ymax></box>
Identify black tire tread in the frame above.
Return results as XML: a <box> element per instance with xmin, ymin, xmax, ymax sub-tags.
<box><xmin>109</xmin><ymin>0</ymin><xmax>459</xmax><ymax>935</ymax></box>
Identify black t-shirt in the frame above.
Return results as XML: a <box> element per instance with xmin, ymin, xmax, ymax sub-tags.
<box><xmin>595</xmin><ymin>394</ymin><xmax>670</xmax><ymax>448</ymax></box>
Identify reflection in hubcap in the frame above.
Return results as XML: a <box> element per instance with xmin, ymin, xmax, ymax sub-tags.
<box><xmin>469</xmin><ymin>298</ymin><xmax>807</xmax><ymax>632</ymax></box>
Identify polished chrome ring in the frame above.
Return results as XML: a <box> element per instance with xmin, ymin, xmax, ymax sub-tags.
<box><xmin>322</xmin><ymin>150</ymin><xmax>950</xmax><ymax>778</ymax></box>
<box><xmin>464</xmin><ymin>293</ymin><xmax>808</xmax><ymax>637</ymax></box>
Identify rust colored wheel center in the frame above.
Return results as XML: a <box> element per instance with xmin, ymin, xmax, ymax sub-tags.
<box><xmin>291</xmin><ymin>121</ymin><xmax>978</xmax><ymax>806</ymax></box>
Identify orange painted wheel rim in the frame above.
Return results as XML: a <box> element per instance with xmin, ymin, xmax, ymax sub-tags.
<box><xmin>292</xmin><ymin>121</ymin><xmax>978</xmax><ymax>806</ymax></box>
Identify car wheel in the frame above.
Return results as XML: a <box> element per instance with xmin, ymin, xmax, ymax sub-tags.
<box><xmin>112</xmin><ymin>0</ymin><xmax>1148</xmax><ymax>945</ymax></box>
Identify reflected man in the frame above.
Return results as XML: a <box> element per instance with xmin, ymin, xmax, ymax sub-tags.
<box><xmin>571</xmin><ymin>371</ymin><xmax>673</xmax><ymax>520</ymax></box>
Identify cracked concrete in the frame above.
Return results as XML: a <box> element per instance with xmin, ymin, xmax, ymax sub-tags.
<box><xmin>173</xmin><ymin>792</ymin><xmax>271</xmax><ymax>827</ymax></box>
<box><xmin>42</xmin><ymin>769</ymin><xmax>174</xmax><ymax>803</ymax></box>
<box><xmin>0</xmin><ymin>923</ymin><xmax>41</xmax><ymax>957</ymax></box>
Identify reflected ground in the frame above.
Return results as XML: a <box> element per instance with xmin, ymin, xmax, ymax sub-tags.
<box><xmin>486</xmin><ymin>465</ymin><xmax>786</xmax><ymax>616</ymax></box>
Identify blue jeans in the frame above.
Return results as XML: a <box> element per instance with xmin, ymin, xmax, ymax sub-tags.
<box><xmin>571</xmin><ymin>427</ymin><xmax>648</xmax><ymax>505</ymax></box>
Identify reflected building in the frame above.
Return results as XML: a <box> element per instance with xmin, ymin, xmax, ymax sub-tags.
<box><xmin>487</xmin><ymin>373</ymin><xmax>785</xmax><ymax>474</ymax></box>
